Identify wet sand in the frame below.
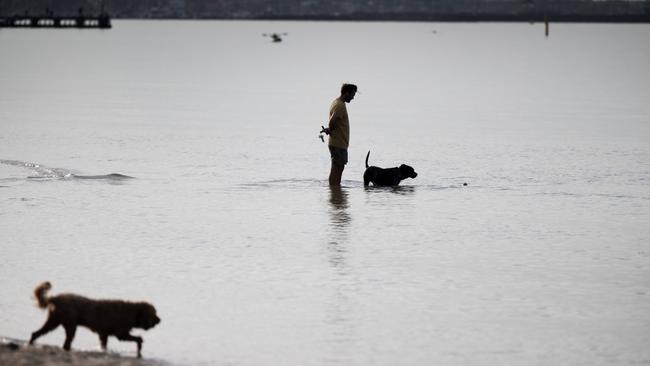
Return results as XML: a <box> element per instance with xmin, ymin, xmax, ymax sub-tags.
<box><xmin>0</xmin><ymin>337</ymin><xmax>169</xmax><ymax>366</ymax></box>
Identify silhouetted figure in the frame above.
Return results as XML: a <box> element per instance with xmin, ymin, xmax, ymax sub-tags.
<box><xmin>321</xmin><ymin>84</ymin><xmax>357</xmax><ymax>186</ymax></box>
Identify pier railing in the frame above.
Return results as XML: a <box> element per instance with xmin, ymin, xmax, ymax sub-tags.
<box><xmin>0</xmin><ymin>14</ymin><xmax>111</xmax><ymax>29</ymax></box>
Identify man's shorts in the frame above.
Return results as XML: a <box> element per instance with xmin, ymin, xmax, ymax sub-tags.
<box><xmin>329</xmin><ymin>146</ymin><xmax>348</xmax><ymax>166</ymax></box>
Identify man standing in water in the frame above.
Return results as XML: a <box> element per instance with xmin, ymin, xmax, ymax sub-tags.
<box><xmin>321</xmin><ymin>83</ymin><xmax>357</xmax><ymax>186</ymax></box>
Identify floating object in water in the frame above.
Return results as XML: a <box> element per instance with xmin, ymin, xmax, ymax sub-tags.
<box><xmin>263</xmin><ymin>32</ymin><xmax>288</xmax><ymax>43</ymax></box>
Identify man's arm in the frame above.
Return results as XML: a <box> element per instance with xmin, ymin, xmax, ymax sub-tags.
<box><xmin>323</xmin><ymin>105</ymin><xmax>341</xmax><ymax>135</ymax></box>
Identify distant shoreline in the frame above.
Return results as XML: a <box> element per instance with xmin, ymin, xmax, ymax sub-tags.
<box><xmin>2</xmin><ymin>14</ymin><xmax>649</xmax><ymax>24</ymax></box>
<box><xmin>251</xmin><ymin>14</ymin><xmax>650</xmax><ymax>23</ymax></box>
<box><xmin>110</xmin><ymin>14</ymin><xmax>650</xmax><ymax>23</ymax></box>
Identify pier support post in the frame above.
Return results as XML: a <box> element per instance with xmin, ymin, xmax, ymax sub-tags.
<box><xmin>544</xmin><ymin>15</ymin><xmax>549</xmax><ymax>37</ymax></box>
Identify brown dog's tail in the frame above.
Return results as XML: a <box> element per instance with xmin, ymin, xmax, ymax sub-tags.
<box><xmin>34</xmin><ymin>282</ymin><xmax>52</xmax><ymax>309</ymax></box>
<box><xmin>366</xmin><ymin>150</ymin><xmax>370</xmax><ymax>168</ymax></box>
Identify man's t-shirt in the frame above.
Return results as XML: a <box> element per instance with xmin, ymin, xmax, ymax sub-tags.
<box><xmin>328</xmin><ymin>98</ymin><xmax>349</xmax><ymax>149</ymax></box>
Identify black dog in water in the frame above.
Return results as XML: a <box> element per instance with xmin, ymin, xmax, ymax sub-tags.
<box><xmin>363</xmin><ymin>151</ymin><xmax>418</xmax><ymax>187</ymax></box>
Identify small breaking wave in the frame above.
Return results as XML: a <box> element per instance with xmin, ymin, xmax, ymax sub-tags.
<box><xmin>236</xmin><ymin>178</ymin><xmax>369</xmax><ymax>190</ymax></box>
<box><xmin>237</xmin><ymin>178</ymin><xmax>326</xmax><ymax>190</ymax></box>
<box><xmin>0</xmin><ymin>159</ymin><xmax>134</xmax><ymax>181</ymax></box>
<box><xmin>1</xmin><ymin>159</ymin><xmax>72</xmax><ymax>179</ymax></box>
<box><xmin>72</xmin><ymin>173</ymin><xmax>134</xmax><ymax>180</ymax></box>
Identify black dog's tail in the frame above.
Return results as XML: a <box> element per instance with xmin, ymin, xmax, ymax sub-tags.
<box><xmin>365</xmin><ymin>151</ymin><xmax>370</xmax><ymax>168</ymax></box>
<box><xmin>34</xmin><ymin>281</ymin><xmax>52</xmax><ymax>309</ymax></box>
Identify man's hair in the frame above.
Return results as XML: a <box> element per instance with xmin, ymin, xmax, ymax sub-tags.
<box><xmin>341</xmin><ymin>83</ymin><xmax>357</xmax><ymax>95</ymax></box>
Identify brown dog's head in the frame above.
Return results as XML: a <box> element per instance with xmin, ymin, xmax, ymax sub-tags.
<box><xmin>136</xmin><ymin>303</ymin><xmax>161</xmax><ymax>330</ymax></box>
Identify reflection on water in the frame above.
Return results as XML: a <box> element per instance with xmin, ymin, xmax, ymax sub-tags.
<box><xmin>363</xmin><ymin>185</ymin><xmax>417</xmax><ymax>196</ymax></box>
<box><xmin>328</xmin><ymin>186</ymin><xmax>351</xmax><ymax>226</ymax></box>
<box><xmin>324</xmin><ymin>187</ymin><xmax>357</xmax><ymax>364</ymax></box>
<box><xmin>327</xmin><ymin>186</ymin><xmax>351</xmax><ymax>268</ymax></box>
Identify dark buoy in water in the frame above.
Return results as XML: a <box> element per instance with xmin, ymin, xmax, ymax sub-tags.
<box><xmin>463</xmin><ymin>182</ymin><xmax>468</xmax><ymax>186</ymax></box>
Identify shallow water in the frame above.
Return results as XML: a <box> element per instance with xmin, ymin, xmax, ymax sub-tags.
<box><xmin>1</xmin><ymin>21</ymin><xmax>649</xmax><ymax>366</ymax></box>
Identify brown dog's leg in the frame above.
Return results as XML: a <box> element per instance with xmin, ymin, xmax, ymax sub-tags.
<box><xmin>117</xmin><ymin>333</ymin><xmax>143</xmax><ymax>358</ymax></box>
<box><xmin>30</xmin><ymin>315</ymin><xmax>61</xmax><ymax>344</ymax></box>
<box><xmin>62</xmin><ymin>323</ymin><xmax>77</xmax><ymax>351</ymax></box>
<box><xmin>99</xmin><ymin>333</ymin><xmax>109</xmax><ymax>351</ymax></box>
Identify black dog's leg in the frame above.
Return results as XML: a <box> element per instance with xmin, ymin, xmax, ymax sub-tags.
<box><xmin>30</xmin><ymin>315</ymin><xmax>61</xmax><ymax>344</ymax></box>
<box><xmin>364</xmin><ymin>167</ymin><xmax>378</xmax><ymax>186</ymax></box>
<box><xmin>62</xmin><ymin>323</ymin><xmax>77</xmax><ymax>351</ymax></box>
<box><xmin>99</xmin><ymin>333</ymin><xmax>109</xmax><ymax>351</ymax></box>
<box><xmin>117</xmin><ymin>333</ymin><xmax>143</xmax><ymax>358</ymax></box>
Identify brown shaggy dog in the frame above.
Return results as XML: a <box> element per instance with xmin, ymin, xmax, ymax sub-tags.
<box><xmin>29</xmin><ymin>282</ymin><xmax>160</xmax><ymax>357</ymax></box>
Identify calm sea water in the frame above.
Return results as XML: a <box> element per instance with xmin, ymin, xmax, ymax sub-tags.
<box><xmin>1</xmin><ymin>20</ymin><xmax>649</xmax><ymax>366</ymax></box>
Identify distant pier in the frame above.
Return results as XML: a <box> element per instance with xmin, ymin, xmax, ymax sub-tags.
<box><xmin>0</xmin><ymin>13</ymin><xmax>111</xmax><ymax>29</ymax></box>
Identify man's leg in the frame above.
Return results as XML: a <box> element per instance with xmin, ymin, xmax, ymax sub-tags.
<box><xmin>329</xmin><ymin>162</ymin><xmax>344</xmax><ymax>186</ymax></box>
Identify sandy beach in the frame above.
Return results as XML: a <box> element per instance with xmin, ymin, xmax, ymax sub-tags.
<box><xmin>0</xmin><ymin>337</ymin><xmax>169</xmax><ymax>366</ymax></box>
